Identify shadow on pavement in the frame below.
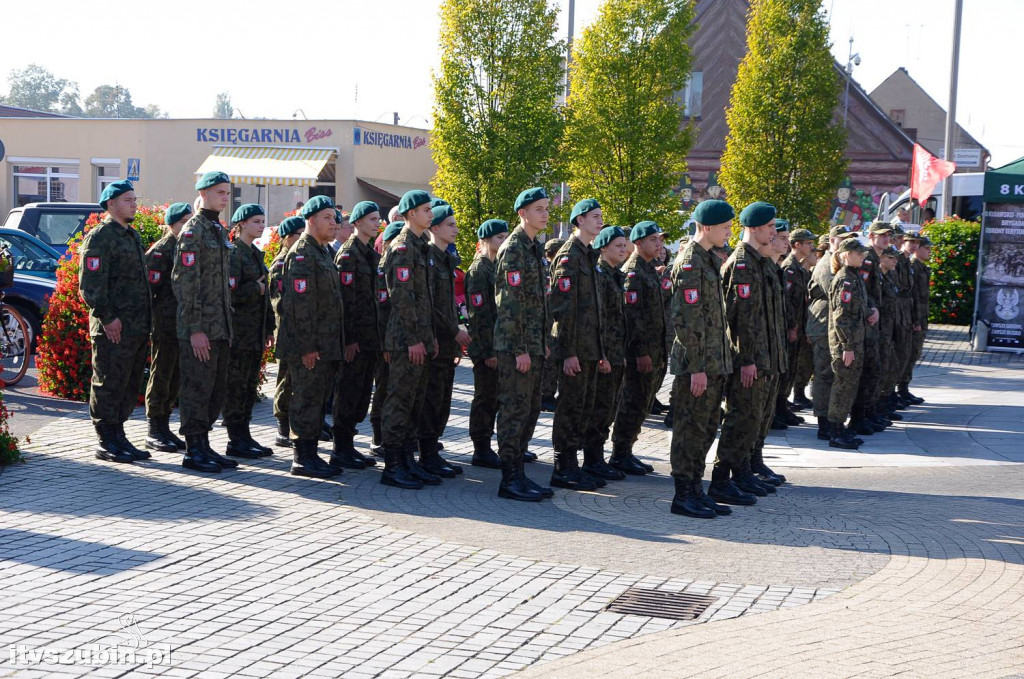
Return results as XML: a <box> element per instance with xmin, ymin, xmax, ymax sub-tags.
<box><xmin>0</xmin><ymin>528</ymin><xmax>163</xmax><ymax>574</ymax></box>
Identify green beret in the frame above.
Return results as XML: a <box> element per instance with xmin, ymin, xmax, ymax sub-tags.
<box><xmin>867</xmin><ymin>220</ymin><xmax>894</xmax><ymax>234</ymax></box>
<box><xmin>429</xmin><ymin>198</ymin><xmax>449</xmax><ymax>208</ymax></box>
<box><xmin>99</xmin><ymin>179</ymin><xmax>134</xmax><ymax>209</ymax></box>
<box><xmin>570</xmin><ymin>198</ymin><xmax>600</xmax><ymax>225</ymax></box>
<box><xmin>593</xmin><ymin>226</ymin><xmax>626</xmax><ymax>250</ymax></box>
<box><xmin>881</xmin><ymin>245</ymin><xmax>900</xmax><ymax>258</ymax></box>
<box><xmin>789</xmin><ymin>228</ymin><xmax>815</xmax><ymax>243</ymax></box>
<box><xmin>382</xmin><ymin>221</ymin><xmax>405</xmax><ymax>242</ymax></box>
<box><xmin>774</xmin><ymin>218</ymin><xmax>790</xmax><ymax>232</ymax></box>
<box><xmin>164</xmin><ymin>202</ymin><xmax>193</xmax><ymax>226</ymax></box>
<box><xmin>277</xmin><ymin>216</ymin><xmax>304</xmax><ymax>238</ymax></box>
<box><xmin>195</xmin><ymin>171</ymin><xmax>230</xmax><ymax>191</ymax></box>
<box><xmin>692</xmin><ymin>199</ymin><xmax>734</xmax><ymax>226</ymax></box>
<box><xmin>477</xmin><ymin>219</ymin><xmax>509</xmax><ymax>240</ymax></box>
<box><xmin>837</xmin><ymin>237</ymin><xmax>868</xmax><ymax>254</ymax></box>
<box><xmin>301</xmin><ymin>195</ymin><xmax>335</xmax><ymax>219</ymax></box>
<box><xmin>398</xmin><ymin>190</ymin><xmax>431</xmax><ymax>214</ymax></box>
<box><xmin>514</xmin><ymin>187</ymin><xmax>548</xmax><ymax>212</ymax></box>
<box><xmin>544</xmin><ymin>237</ymin><xmax>565</xmax><ymax>257</ymax></box>
<box><xmin>431</xmin><ymin>204</ymin><xmax>454</xmax><ymax>227</ymax></box>
<box><xmin>630</xmin><ymin>220</ymin><xmax>662</xmax><ymax>242</ymax></box>
<box><xmin>350</xmin><ymin>201</ymin><xmax>379</xmax><ymax>223</ymax></box>
<box><xmin>231</xmin><ymin>203</ymin><xmax>265</xmax><ymax>224</ymax></box>
<box><xmin>739</xmin><ymin>201</ymin><xmax>776</xmax><ymax>228</ymax></box>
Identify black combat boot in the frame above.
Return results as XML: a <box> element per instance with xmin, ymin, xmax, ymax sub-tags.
<box><xmin>275</xmin><ymin>418</ymin><xmax>293</xmax><ymax>448</ymax></box>
<box><xmin>899</xmin><ymin>382</ymin><xmax>924</xmax><ymax>405</ymax></box>
<box><xmin>328</xmin><ymin>429</ymin><xmax>367</xmax><ymax>471</ymax></box>
<box><xmin>581</xmin><ymin>447</ymin><xmax>626</xmax><ymax>481</ymax></box>
<box><xmin>777</xmin><ymin>395</ymin><xmax>803</xmax><ymax>426</ymax></box>
<box><xmin>842</xmin><ymin>426</ymin><xmax>865</xmax><ymax>446</ymax></box>
<box><xmin>518</xmin><ymin>457</ymin><xmax>553</xmax><ymax>498</ymax></box>
<box><xmin>650</xmin><ymin>397</ymin><xmax>667</xmax><ymax>415</ymax></box>
<box><xmin>541</xmin><ymin>394</ymin><xmax>557</xmax><ymax>412</ymax></box>
<box><xmin>670</xmin><ymin>477</ymin><xmax>716</xmax><ymax>518</ymax></box>
<box><xmin>751</xmin><ymin>450</ymin><xmax>785</xmax><ymax>485</ymax></box>
<box><xmin>692</xmin><ymin>479</ymin><xmax>731</xmax><ymax>515</ymax></box>
<box><xmin>242</xmin><ymin>420</ymin><xmax>273</xmax><ymax>456</ymax></box>
<box><xmin>380</xmin><ymin>446</ymin><xmax>423</xmax><ymax>489</ymax></box>
<box><xmin>663</xmin><ymin>404</ymin><xmax>674</xmax><ymax>429</ymax></box>
<box><xmin>732</xmin><ymin>460</ymin><xmax>774</xmax><ymax>495</ymax></box>
<box><xmin>226</xmin><ymin>423</ymin><xmax>263</xmax><ymax>459</ymax></box>
<box><xmin>783</xmin><ymin>410</ymin><xmax>805</xmax><ymax>426</ymax></box>
<box><xmin>164</xmin><ymin>419</ymin><xmax>186</xmax><ymax>450</ymax></box>
<box><xmin>370</xmin><ymin>419</ymin><xmax>384</xmax><ymax>457</ymax></box>
<box><xmin>95</xmin><ymin>423</ymin><xmax>134</xmax><ymax>463</ymax></box>
<box><xmin>848</xmin><ymin>405</ymin><xmax>875</xmax><ymax>436</ymax></box>
<box><xmin>418</xmin><ymin>438</ymin><xmax>458</xmax><ymax>478</ymax></box>
<box><xmin>523</xmin><ymin>450</ymin><xmax>539</xmax><ymax>462</ymax></box>
<box><xmin>182</xmin><ymin>434</ymin><xmax>221</xmax><ymax>473</ymax></box>
<box><xmin>403</xmin><ymin>444</ymin><xmax>442</xmax><ymax>485</ymax></box>
<box><xmin>828</xmin><ymin>422</ymin><xmax>859</xmax><ymax>450</ymax></box>
<box><xmin>498</xmin><ymin>460</ymin><xmax>543</xmax><ymax>502</ymax></box>
<box><xmin>145</xmin><ymin>417</ymin><xmax>179</xmax><ymax>453</ymax></box>
<box><xmin>290</xmin><ymin>439</ymin><xmax>337</xmax><ymax>478</ymax></box>
<box><xmin>201</xmin><ymin>432</ymin><xmax>238</xmax><ymax>469</ymax></box>
<box><xmin>609</xmin><ymin>446</ymin><xmax>648</xmax><ymax>476</ymax></box>
<box><xmin>792</xmin><ymin>387</ymin><xmax>812</xmax><ymax>411</ymax></box>
<box><xmin>769</xmin><ymin>414</ymin><xmax>788</xmax><ymax>430</ymax></box>
<box><xmin>471</xmin><ymin>438</ymin><xmax>501</xmax><ymax>468</ymax></box>
<box><xmin>707</xmin><ymin>465</ymin><xmax>757</xmax><ymax>506</ymax></box>
<box><xmin>817</xmin><ymin>416</ymin><xmax>831</xmax><ymax>441</ymax></box>
<box><xmin>115</xmin><ymin>423</ymin><xmax>150</xmax><ymax>460</ymax></box>
<box><xmin>550</xmin><ymin>450</ymin><xmax>598</xmax><ymax>491</ymax></box>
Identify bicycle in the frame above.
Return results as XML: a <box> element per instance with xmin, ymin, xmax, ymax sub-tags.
<box><xmin>0</xmin><ymin>291</ymin><xmax>30</xmax><ymax>387</ymax></box>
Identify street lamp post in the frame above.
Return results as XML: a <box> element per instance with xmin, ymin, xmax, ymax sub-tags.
<box><xmin>843</xmin><ymin>36</ymin><xmax>861</xmax><ymax>128</ymax></box>
<box><xmin>558</xmin><ymin>0</ymin><xmax>575</xmax><ymax>239</ymax></box>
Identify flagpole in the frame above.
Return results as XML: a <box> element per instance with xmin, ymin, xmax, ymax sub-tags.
<box><xmin>940</xmin><ymin>0</ymin><xmax>963</xmax><ymax>219</ymax></box>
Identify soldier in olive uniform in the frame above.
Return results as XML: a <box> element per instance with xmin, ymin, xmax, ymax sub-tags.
<box><xmin>465</xmin><ymin>219</ymin><xmax>509</xmax><ymax>468</ymax></box>
<box><xmin>902</xmin><ymin>235</ymin><xmax>931</xmax><ymax>402</ymax></box>
<box><xmin>849</xmin><ymin>221</ymin><xmax>888</xmax><ymax>434</ymax></box>
<box><xmin>494</xmin><ymin>188</ymin><xmax>555</xmax><ymax>501</ymax></box>
<box><xmin>609</xmin><ymin>221</ymin><xmax>667</xmax><ymax>476</ymax></box>
<box><xmin>540</xmin><ymin>236</ymin><xmax>566</xmax><ymax>412</ymax></box>
<box><xmin>368</xmin><ymin>220</ymin><xmax>405</xmax><ymax>458</ymax></box>
<box><xmin>876</xmin><ymin>245</ymin><xmax>908</xmax><ymax>425</ymax></box>
<box><xmin>172</xmin><ymin>172</ymin><xmax>237</xmax><ymax>473</ymax></box>
<box><xmin>774</xmin><ymin>227</ymin><xmax>815</xmax><ymax>425</ymax></box>
<box><xmin>827</xmin><ymin>238</ymin><xmax>871</xmax><ymax>449</ymax></box>
<box><xmin>891</xmin><ymin>231</ymin><xmax>921</xmax><ymax>407</ymax></box>
<box><xmin>269</xmin><ymin>216</ymin><xmax>305</xmax><ymax>447</ymax></box>
<box><xmin>277</xmin><ymin>196</ymin><xmax>344</xmax><ymax>478</ymax></box>
<box><xmin>667</xmin><ymin>200</ymin><xmax>737</xmax><ymax>517</ymax></box>
<box><xmin>144</xmin><ymin>202</ymin><xmax>192</xmax><ymax>453</ymax></box>
<box><xmin>223</xmin><ymin>204</ymin><xmax>275</xmax><ymax>459</ymax></box>
<box><xmin>79</xmin><ymin>179</ymin><xmax>152</xmax><ymax>463</ymax></box>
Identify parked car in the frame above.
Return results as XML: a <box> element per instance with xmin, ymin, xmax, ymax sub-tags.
<box><xmin>4</xmin><ymin>272</ymin><xmax>54</xmax><ymax>352</ymax></box>
<box><xmin>3</xmin><ymin>202</ymin><xmax>103</xmax><ymax>258</ymax></box>
<box><xmin>0</xmin><ymin>227</ymin><xmax>61</xmax><ymax>280</ymax></box>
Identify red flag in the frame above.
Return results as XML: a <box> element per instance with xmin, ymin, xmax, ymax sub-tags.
<box><xmin>910</xmin><ymin>143</ymin><xmax>956</xmax><ymax>203</ymax></box>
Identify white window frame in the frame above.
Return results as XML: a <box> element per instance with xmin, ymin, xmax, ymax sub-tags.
<box><xmin>92</xmin><ymin>158</ymin><xmax>122</xmax><ymax>198</ymax></box>
<box><xmin>10</xmin><ymin>158</ymin><xmax>81</xmax><ymax>204</ymax></box>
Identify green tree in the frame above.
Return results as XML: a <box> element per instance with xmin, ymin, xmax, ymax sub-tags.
<box><xmin>2</xmin><ymin>64</ymin><xmax>82</xmax><ymax>115</ymax></box>
<box><xmin>563</xmin><ymin>0</ymin><xmax>695</xmax><ymax>238</ymax></box>
<box><xmin>214</xmin><ymin>92</ymin><xmax>233</xmax><ymax>119</ymax></box>
<box><xmin>83</xmin><ymin>84</ymin><xmax>155</xmax><ymax>118</ymax></box>
<box><xmin>432</xmin><ymin>0</ymin><xmax>565</xmax><ymax>259</ymax></box>
<box><xmin>719</xmin><ymin>0</ymin><xmax>846</xmax><ymax>230</ymax></box>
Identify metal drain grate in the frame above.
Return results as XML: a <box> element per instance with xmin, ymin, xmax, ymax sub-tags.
<box><xmin>604</xmin><ymin>588</ymin><xmax>717</xmax><ymax>621</ymax></box>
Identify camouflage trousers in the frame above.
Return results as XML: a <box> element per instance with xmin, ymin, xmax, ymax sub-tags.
<box><xmin>753</xmin><ymin>373</ymin><xmax>781</xmax><ymax>464</ymax></box>
<box><xmin>273</xmin><ymin>360</ymin><xmax>291</xmax><ymax>421</ymax></box>
<box><xmin>880</xmin><ymin>325</ymin><xmax>912</xmax><ymax>398</ymax></box>
<box><xmin>381</xmin><ymin>352</ymin><xmax>429</xmax><ymax>450</ymax></box>
<box><xmin>828</xmin><ymin>356</ymin><xmax>863</xmax><ymax>424</ymax></box>
<box><xmin>853</xmin><ymin>335</ymin><xmax>880</xmax><ymax>412</ymax></box>
<box><xmin>222</xmin><ymin>348</ymin><xmax>263</xmax><ymax>427</ymax></box>
<box><xmin>418</xmin><ymin>357</ymin><xmax>456</xmax><ymax>442</ymax></box>
<box><xmin>793</xmin><ymin>337</ymin><xmax>814</xmax><ymax>392</ymax></box>
<box><xmin>369</xmin><ymin>357</ymin><xmax>389</xmax><ymax>433</ymax></box>
<box><xmin>178</xmin><ymin>338</ymin><xmax>229</xmax><ymax>436</ymax></box>
<box><xmin>145</xmin><ymin>333</ymin><xmax>179</xmax><ymax>420</ymax></box>
<box><xmin>496</xmin><ymin>352</ymin><xmax>543</xmax><ymax>466</ymax></box>
<box><xmin>778</xmin><ymin>337</ymin><xmax>807</xmax><ymax>402</ymax></box>
<box><xmin>670</xmin><ymin>373</ymin><xmax>725</xmax><ymax>481</ymax></box>
<box><xmin>902</xmin><ymin>327</ymin><xmax>927</xmax><ymax>384</ymax></box>
<box><xmin>332</xmin><ymin>350</ymin><xmax>378</xmax><ymax>437</ymax></box>
<box><xmin>287</xmin><ymin>358</ymin><xmax>339</xmax><ymax>441</ymax></box>
<box><xmin>89</xmin><ymin>333</ymin><xmax>148</xmax><ymax>426</ymax></box>
<box><xmin>551</xmin><ymin>359</ymin><xmax>599</xmax><ymax>454</ymax></box>
<box><xmin>611</xmin><ymin>360</ymin><xmax>665</xmax><ymax>456</ymax></box>
<box><xmin>715</xmin><ymin>370</ymin><xmax>776</xmax><ymax>470</ymax></box>
<box><xmin>583</xmin><ymin>364</ymin><xmax>625</xmax><ymax>455</ymax></box>
<box><xmin>469</xmin><ymin>360</ymin><xmax>499</xmax><ymax>443</ymax></box>
<box><xmin>540</xmin><ymin>349</ymin><xmax>561</xmax><ymax>400</ymax></box>
<box><xmin>809</xmin><ymin>335</ymin><xmax>834</xmax><ymax>418</ymax></box>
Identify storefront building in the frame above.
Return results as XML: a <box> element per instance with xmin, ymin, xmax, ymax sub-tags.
<box><xmin>0</xmin><ymin>117</ymin><xmax>436</xmax><ymax>222</ymax></box>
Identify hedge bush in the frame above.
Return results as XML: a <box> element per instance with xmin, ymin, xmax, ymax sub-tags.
<box><xmin>921</xmin><ymin>217</ymin><xmax>981</xmax><ymax>326</ymax></box>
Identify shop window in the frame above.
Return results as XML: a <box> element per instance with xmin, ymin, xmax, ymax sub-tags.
<box><xmin>12</xmin><ymin>162</ymin><xmax>80</xmax><ymax>206</ymax></box>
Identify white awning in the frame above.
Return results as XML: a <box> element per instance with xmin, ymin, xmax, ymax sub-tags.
<box><xmin>195</xmin><ymin>146</ymin><xmax>336</xmax><ymax>187</ymax></box>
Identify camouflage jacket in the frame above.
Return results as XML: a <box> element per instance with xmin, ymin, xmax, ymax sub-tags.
<box><xmin>669</xmin><ymin>240</ymin><xmax>733</xmax><ymax>377</ymax></box>
<box><xmin>78</xmin><ymin>217</ymin><xmax>151</xmax><ymax>337</ymax></box>
<box><xmin>829</xmin><ymin>265</ymin><xmax>869</xmax><ymax>357</ymax></box>
<box><xmin>145</xmin><ymin>230</ymin><xmax>178</xmax><ymax>339</ymax></box>
<box><xmin>896</xmin><ymin>251</ymin><xmax>916</xmax><ymax>326</ymax></box>
<box><xmin>622</xmin><ymin>252</ymin><xmax>666</xmax><ymax>364</ymax></box>
<box><xmin>172</xmin><ymin>210</ymin><xmax>232</xmax><ymax>342</ymax></box>
<box><xmin>465</xmin><ymin>255</ymin><xmax>497</xmax><ymax>362</ymax></box>
<box><xmin>879</xmin><ymin>269</ymin><xmax>902</xmax><ymax>335</ymax></box>
<box><xmin>806</xmin><ymin>255</ymin><xmax>836</xmax><ymax>338</ymax></box>
<box><xmin>336</xmin><ymin>235</ymin><xmax>381</xmax><ymax>352</ymax></box>
<box><xmin>268</xmin><ymin>248</ymin><xmax>288</xmax><ymax>347</ymax></box>
<box><xmin>428</xmin><ymin>243</ymin><xmax>461</xmax><ymax>361</ymax></box>
<box><xmin>383</xmin><ymin>227</ymin><xmax>435</xmax><ymax>353</ymax></box>
<box><xmin>229</xmin><ymin>240</ymin><xmax>274</xmax><ymax>350</ymax></box>
<box><xmin>911</xmin><ymin>256</ymin><xmax>931</xmax><ymax>329</ymax></box>
<box><xmin>722</xmin><ymin>242</ymin><xmax>785</xmax><ymax>374</ymax></box>
<box><xmin>548</xmin><ymin>234</ymin><xmax>603</xmax><ymax>362</ymax></box>
<box><xmin>764</xmin><ymin>258</ymin><xmax>790</xmax><ymax>369</ymax></box>
<box><xmin>277</xmin><ymin>233</ymin><xmax>344</xmax><ymax>361</ymax></box>
<box><xmin>858</xmin><ymin>248</ymin><xmax>882</xmax><ymax>338</ymax></box>
<box><xmin>494</xmin><ymin>225</ymin><xmax>548</xmax><ymax>356</ymax></box>
<box><xmin>780</xmin><ymin>253</ymin><xmax>810</xmax><ymax>337</ymax></box>
<box><xmin>595</xmin><ymin>256</ymin><xmax>626</xmax><ymax>367</ymax></box>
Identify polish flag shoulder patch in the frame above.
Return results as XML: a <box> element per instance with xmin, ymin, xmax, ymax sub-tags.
<box><xmin>841</xmin><ymin>290</ymin><xmax>852</xmax><ymax>303</ymax></box>
<box><xmin>182</xmin><ymin>230</ymin><xmax>193</xmax><ymax>238</ymax></box>
<box><xmin>395</xmin><ymin>244</ymin><xmax>407</xmax><ymax>252</ymax></box>
<box><xmin>557</xmin><ymin>276</ymin><xmax>571</xmax><ymax>292</ymax></box>
<box><xmin>507</xmin><ymin>270</ymin><xmax>522</xmax><ymax>287</ymax></box>
<box><xmin>294</xmin><ymin>255</ymin><xmax>305</xmax><ymax>262</ymax></box>
<box><xmin>681</xmin><ymin>262</ymin><xmax>692</xmax><ymax>270</ymax></box>
<box><xmin>684</xmin><ymin>288</ymin><xmax>699</xmax><ymax>304</ymax></box>
<box><xmin>180</xmin><ymin>252</ymin><xmax>196</xmax><ymax>267</ymax></box>
<box><xmin>396</xmin><ymin>267</ymin><xmax>411</xmax><ymax>282</ymax></box>
<box><xmin>341</xmin><ymin>271</ymin><xmax>354</xmax><ymax>286</ymax></box>
<box><xmin>294</xmin><ymin>279</ymin><xmax>308</xmax><ymax>293</ymax></box>
<box><xmin>341</xmin><ymin>251</ymin><xmax>351</xmax><ymax>259</ymax></box>
<box><xmin>471</xmin><ymin>292</ymin><xmax>484</xmax><ymax>307</ymax></box>
<box><xmin>86</xmin><ymin>256</ymin><xmax>101</xmax><ymax>271</ymax></box>
<box><xmin>737</xmin><ymin>283</ymin><xmax>751</xmax><ymax>299</ymax></box>
<box><xmin>152</xmin><ymin>250</ymin><xmax>163</xmax><ymax>258</ymax></box>
<box><xmin>625</xmin><ymin>290</ymin><xmax>639</xmax><ymax>305</ymax></box>
<box><xmin>148</xmin><ymin>270</ymin><xmax>161</xmax><ymax>284</ymax></box>
<box><xmin>786</xmin><ymin>280</ymin><xmax>793</xmax><ymax>290</ymax></box>
<box><xmin>736</xmin><ymin>262</ymin><xmax>746</xmax><ymax>270</ymax></box>
<box><xmin>559</xmin><ymin>256</ymin><xmax>570</xmax><ymax>265</ymax></box>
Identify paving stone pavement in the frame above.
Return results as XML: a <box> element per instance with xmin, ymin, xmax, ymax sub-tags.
<box><xmin>0</xmin><ymin>326</ymin><xmax>1022</xmax><ymax>677</ymax></box>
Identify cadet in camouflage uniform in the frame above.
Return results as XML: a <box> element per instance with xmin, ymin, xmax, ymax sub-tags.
<box><xmin>827</xmin><ymin>238</ymin><xmax>871</xmax><ymax>449</ymax></box>
<box><xmin>609</xmin><ymin>221</ymin><xmax>668</xmax><ymax>476</ymax></box>
<box><xmin>416</xmin><ymin>204</ymin><xmax>471</xmax><ymax>477</ymax></box>
<box><xmin>582</xmin><ymin>227</ymin><xmax>629</xmax><ymax>478</ymax></box>
<box><xmin>223</xmin><ymin>204</ymin><xmax>275</xmax><ymax>459</ymax></box>
<box><xmin>711</xmin><ymin>202</ymin><xmax>786</xmax><ymax>504</ymax></box>
<box><xmin>550</xmin><ymin>199</ymin><xmax>613</xmax><ymax>485</ymax></box>
<box><xmin>849</xmin><ymin>221</ymin><xmax>888</xmax><ymax>434</ymax></box>
<box><xmin>277</xmin><ymin>196</ymin><xmax>344</xmax><ymax>478</ymax></box>
<box><xmin>269</xmin><ymin>216</ymin><xmax>305</xmax><ymax>447</ymax></box>
<box><xmin>539</xmin><ymin>236</ymin><xmax>566</xmax><ymax>411</ymax></box>
<box><xmin>494</xmin><ymin>188</ymin><xmax>555</xmax><ymax>501</ymax></box>
<box><xmin>876</xmin><ymin>245</ymin><xmax>908</xmax><ymax>425</ymax></box>
<box><xmin>900</xmin><ymin>235</ymin><xmax>931</xmax><ymax>403</ymax></box>
<box><xmin>329</xmin><ymin>201</ymin><xmax>382</xmax><ymax>471</ymax></box>
<box><xmin>791</xmin><ymin>238</ymin><xmax>823</xmax><ymax>411</ymax></box>
<box><xmin>890</xmin><ymin>231</ymin><xmax>921</xmax><ymax>407</ymax></box>
<box><xmin>380</xmin><ymin>191</ymin><xmax>440</xmax><ymax>489</ymax></box>
<box><xmin>667</xmin><ymin>201</ymin><xmax>737</xmax><ymax>517</ymax></box>
<box><xmin>775</xmin><ymin>228</ymin><xmax>815</xmax><ymax>425</ymax></box>
<box><xmin>79</xmin><ymin>180</ymin><xmax>152</xmax><ymax>463</ymax></box>
<box><xmin>172</xmin><ymin>172</ymin><xmax>237</xmax><ymax>473</ymax></box>
<box><xmin>368</xmin><ymin>221</ymin><xmax>405</xmax><ymax>458</ymax></box>
<box><xmin>144</xmin><ymin>201</ymin><xmax>191</xmax><ymax>454</ymax></box>
<box><xmin>465</xmin><ymin>219</ymin><xmax>509</xmax><ymax>468</ymax></box>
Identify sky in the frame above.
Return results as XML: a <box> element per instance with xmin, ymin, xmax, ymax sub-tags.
<box><xmin>2</xmin><ymin>0</ymin><xmax>1020</xmax><ymax>166</ymax></box>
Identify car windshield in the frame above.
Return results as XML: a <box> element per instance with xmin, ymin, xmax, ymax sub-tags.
<box><xmin>0</xmin><ymin>233</ymin><xmax>60</xmax><ymax>274</ymax></box>
<box><xmin>36</xmin><ymin>212</ymin><xmax>91</xmax><ymax>246</ymax></box>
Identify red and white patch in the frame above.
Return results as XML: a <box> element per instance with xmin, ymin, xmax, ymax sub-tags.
<box><xmin>180</xmin><ymin>252</ymin><xmax>196</xmax><ymax>267</ymax></box>
<box><xmin>737</xmin><ymin>283</ymin><xmax>751</xmax><ymax>299</ymax></box>
<box><xmin>841</xmin><ymin>290</ymin><xmax>852</xmax><ymax>304</ymax></box>
<box><xmin>684</xmin><ymin>288</ymin><xmax>699</xmax><ymax>304</ymax></box>
<box><xmin>786</xmin><ymin>280</ymin><xmax>793</xmax><ymax>290</ymax></box>
<box><xmin>341</xmin><ymin>271</ymin><xmax>354</xmax><ymax>286</ymax></box>
<box><xmin>471</xmin><ymin>292</ymin><xmax>484</xmax><ymax>307</ymax></box>
<box><xmin>736</xmin><ymin>262</ymin><xmax>746</xmax><ymax>270</ymax></box>
<box><xmin>396</xmin><ymin>267</ymin><xmax>411</xmax><ymax>282</ymax></box>
<box><xmin>148</xmin><ymin>270</ymin><xmax>161</xmax><ymax>284</ymax></box>
<box><xmin>557</xmin><ymin>276</ymin><xmax>571</xmax><ymax>292</ymax></box>
<box><xmin>229</xmin><ymin>276</ymin><xmax>237</xmax><ymax>290</ymax></box>
<box><xmin>182</xmin><ymin>230</ymin><xmax>193</xmax><ymax>238</ymax></box>
<box><xmin>295</xmin><ymin>255</ymin><xmax>305</xmax><ymax>261</ymax></box>
<box><xmin>661</xmin><ymin>277</ymin><xmax>672</xmax><ymax>291</ymax></box>
<box><xmin>294</xmin><ymin>279</ymin><xmax>308</xmax><ymax>293</ymax></box>
<box><xmin>559</xmin><ymin>256</ymin><xmax>570</xmax><ymax>265</ymax></box>
<box><xmin>152</xmin><ymin>250</ymin><xmax>163</xmax><ymax>258</ymax></box>
<box><xmin>861</xmin><ymin>271</ymin><xmax>869</xmax><ymax>282</ymax></box>
<box><xmin>625</xmin><ymin>290</ymin><xmax>639</xmax><ymax>305</ymax></box>
<box><xmin>395</xmin><ymin>244</ymin><xmax>407</xmax><ymax>252</ymax></box>
<box><xmin>377</xmin><ymin>289</ymin><xmax>389</xmax><ymax>303</ymax></box>
<box><xmin>340</xmin><ymin>251</ymin><xmax>351</xmax><ymax>259</ymax></box>
<box><xmin>507</xmin><ymin>270</ymin><xmax>522</xmax><ymax>287</ymax></box>
<box><xmin>86</xmin><ymin>256</ymin><xmax>101</xmax><ymax>271</ymax></box>
<box><xmin>681</xmin><ymin>262</ymin><xmax>692</xmax><ymax>270</ymax></box>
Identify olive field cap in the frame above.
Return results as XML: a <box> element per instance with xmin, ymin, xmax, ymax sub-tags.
<box><xmin>867</xmin><ymin>220</ymin><xmax>894</xmax><ymax>234</ymax></box>
<box><xmin>789</xmin><ymin>228</ymin><xmax>815</xmax><ymax>243</ymax></box>
<box><xmin>837</xmin><ymin>237</ymin><xmax>868</xmax><ymax>254</ymax></box>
